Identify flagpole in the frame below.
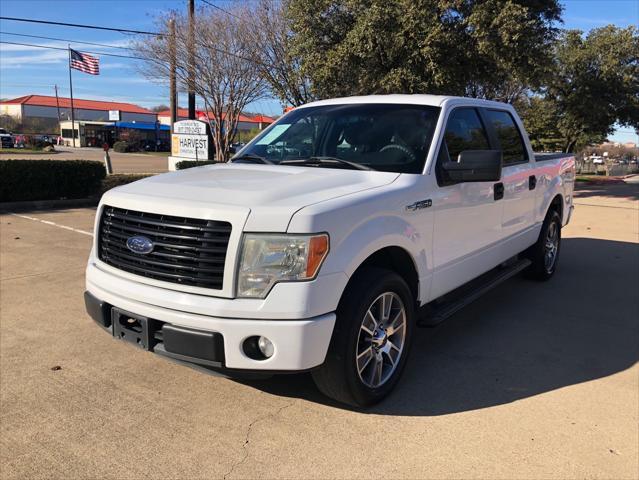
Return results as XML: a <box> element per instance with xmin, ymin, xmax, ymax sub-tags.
<box><xmin>67</xmin><ymin>45</ymin><xmax>76</xmax><ymax>148</ymax></box>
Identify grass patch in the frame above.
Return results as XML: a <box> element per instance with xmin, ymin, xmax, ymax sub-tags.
<box><xmin>0</xmin><ymin>148</ymin><xmax>59</xmax><ymax>154</ymax></box>
<box><xmin>137</xmin><ymin>151</ymin><xmax>170</xmax><ymax>156</ymax></box>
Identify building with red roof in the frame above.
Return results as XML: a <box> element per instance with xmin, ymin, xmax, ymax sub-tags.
<box><xmin>0</xmin><ymin>95</ymin><xmax>156</xmax><ymax>125</ymax></box>
<box><xmin>0</xmin><ymin>94</ymin><xmax>278</xmax><ymax>147</ymax></box>
<box><xmin>157</xmin><ymin>108</ymin><xmax>276</xmax><ymax>131</ymax></box>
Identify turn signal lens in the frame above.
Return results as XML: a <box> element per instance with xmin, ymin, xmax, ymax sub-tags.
<box><xmin>307</xmin><ymin>235</ymin><xmax>329</xmax><ymax>277</ymax></box>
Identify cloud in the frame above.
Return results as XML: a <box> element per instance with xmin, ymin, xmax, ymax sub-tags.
<box><xmin>99</xmin><ymin>62</ymin><xmax>130</xmax><ymax>70</ymax></box>
<box><xmin>0</xmin><ymin>37</ymin><xmax>137</xmax><ymax>70</ymax></box>
<box><xmin>0</xmin><ymin>50</ymin><xmax>68</xmax><ymax>67</ymax></box>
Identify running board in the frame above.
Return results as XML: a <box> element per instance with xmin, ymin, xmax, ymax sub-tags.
<box><xmin>417</xmin><ymin>258</ymin><xmax>532</xmax><ymax>327</ymax></box>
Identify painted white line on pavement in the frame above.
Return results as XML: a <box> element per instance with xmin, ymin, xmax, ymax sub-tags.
<box><xmin>10</xmin><ymin>213</ymin><xmax>94</xmax><ymax>237</ymax></box>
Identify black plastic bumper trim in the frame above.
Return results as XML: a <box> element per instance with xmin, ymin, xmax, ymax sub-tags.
<box><xmin>84</xmin><ymin>291</ymin><xmax>112</xmax><ymax>328</ymax></box>
<box><xmin>154</xmin><ymin>343</ymin><xmax>223</xmax><ymax>368</ymax></box>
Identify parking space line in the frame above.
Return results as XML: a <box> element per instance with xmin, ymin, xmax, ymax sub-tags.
<box><xmin>10</xmin><ymin>213</ymin><xmax>94</xmax><ymax>237</ymax></box>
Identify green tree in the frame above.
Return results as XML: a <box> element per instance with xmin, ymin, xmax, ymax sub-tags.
<box><xmin>286</xmin><ymin>0</ymin><xmax>561</xmax><ymax>101</ymax></box>
<box><xmin>0</xmin><ymin>114</ymin><xmax>19</xmax><ymax>132</ymax></box>
<box><xmin>516</xmin><ymin>96</ymin><xmax>606</xmax><ymax>152</ymax></box>
<box><xmin>533</xmin><ymin>26</ymin><xmax>639</xmax><ymax>153</ymax></box>
<box><xmin>246</xmin><ymin>0</ymin><xmax>315</xmax><ymax>107</ymax></box>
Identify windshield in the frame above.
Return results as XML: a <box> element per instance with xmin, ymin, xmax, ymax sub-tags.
<box><xmin>236</xmin><ymin>104</ymin><xmax>441</xmax><ymax>174</ymax></box>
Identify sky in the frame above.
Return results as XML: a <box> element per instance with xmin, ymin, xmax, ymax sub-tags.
<box><xmin>0</xmin><ymin>0</ymin><xmax>637</xmax><ymax>142</ymax></box>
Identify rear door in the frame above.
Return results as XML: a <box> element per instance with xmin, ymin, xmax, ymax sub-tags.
<box><xmin>429</xmin><ymin>107</ymin><xmax>504</xmax><ymax>300</ymax></box>
<box><xmin>482</xmin><ymin>109</ymin><xmax>537</xmax><ymax>258</ymax></box>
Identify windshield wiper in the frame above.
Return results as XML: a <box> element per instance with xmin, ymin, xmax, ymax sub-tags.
<box><xmin>231</xmin><ymin>153</ymin><xmax>274</xmax><ymax>165</ymax></box>
<box><xmin>280</xmin><ymin>156</ymin><xmax>373</xmax><ymax>171</ymax></box>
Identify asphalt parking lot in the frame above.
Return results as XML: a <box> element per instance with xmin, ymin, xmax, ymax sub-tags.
<box><xmin>1</xmin><ymin>183</ymin><xmax>637</xmax><ymax>479</ymax></box>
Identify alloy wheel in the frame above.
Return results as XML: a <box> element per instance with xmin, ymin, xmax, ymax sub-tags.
<box><xmin>355</xmin><ymin>292</ymin><xmax>407</xmax><ymax>388</ymax></box>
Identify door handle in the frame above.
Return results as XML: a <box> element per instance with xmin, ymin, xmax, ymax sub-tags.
<box><xmin>494</xmin><ymin>182</ymin><xmax>504</xmax><ymax>201</ymax></box>
<box><xmin>529</xmin><ymin>175</ymin><xmax>537</xmax><ymax>190</ymax></box>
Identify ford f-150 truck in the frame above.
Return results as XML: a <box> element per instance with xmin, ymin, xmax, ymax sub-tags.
<box><xmin>85</xmin><ymin>95</ymin><xmax>575</xmax><ymax>407</ymax></box>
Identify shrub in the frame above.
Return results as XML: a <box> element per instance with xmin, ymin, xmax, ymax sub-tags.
<box><xmin>113</xmin><ymin>141</ymin><xmax>129</xmax><ymax>153</ymax></box>
<box><xmin>24</xmin><ymin>139</ymin><xmax>54</xmax><ymax>151</ymax></box>
<box><xmin>175</xmin><ymin>160</ymin><xmax>218</xmax><ymax>170</ymax></box>
<box><xmin>0</xmin><ymin>160</ymin><xmax>106</xmax><ymax>202</ymax></box>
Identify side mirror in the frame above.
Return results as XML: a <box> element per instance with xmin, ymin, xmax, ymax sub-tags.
<box><xmin>442</xmin><ymin>150</ymin><xmax>502</xmax><ymax>182</ymax></box>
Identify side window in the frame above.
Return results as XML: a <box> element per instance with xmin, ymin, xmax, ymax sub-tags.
<box><xmin>485</xmin><ymin>110</ymin><xmax>528</xmax><ymax>165</ymax></box>
<box><xmin>441</xmin><ymin>108</ymin><xmax>490</xmax><ymax>162</ymax></box>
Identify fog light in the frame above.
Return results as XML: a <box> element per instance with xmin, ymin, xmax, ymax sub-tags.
<box><xmin>257</xmin><ymin>336</ymin><xmax>274</xmax><ymax>358</ymax></box>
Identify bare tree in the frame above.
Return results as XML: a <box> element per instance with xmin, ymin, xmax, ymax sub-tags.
<box><xmin>136</xmin><ymin>8</ymin><xmax>269</xmax><ymax>161</ymax></box>
<box><xmin>246</xmin><ymin>0</ymin><xmax>315</xmax><ymax>107</ymax></box>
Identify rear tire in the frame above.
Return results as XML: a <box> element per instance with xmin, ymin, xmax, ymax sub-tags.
<box><xmin>312</xmin><ymin>267</ymin><xmax>415</xmax><ymax>407</ymax></box>
<box><xmin>525</xmin><ymin>209</ymin><xmax>562</xmax><ymax>281</ymax></box>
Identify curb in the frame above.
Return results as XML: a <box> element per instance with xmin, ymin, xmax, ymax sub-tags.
<box><xmin>0</xmin><ymin>197</ymin><xmax>99</xmax><ymax>213</ymax></box>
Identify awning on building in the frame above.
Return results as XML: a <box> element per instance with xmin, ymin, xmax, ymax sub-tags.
<box><xmin>115</xmin><ymin>121</ymin><xmax>170</xmax><ymax>131</ymax></box>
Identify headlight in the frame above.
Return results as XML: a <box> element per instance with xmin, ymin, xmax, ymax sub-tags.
<box><xmin>237</xmin><ymin>233</ymin><xmax>329</xmax><ymax>298</ymax></box>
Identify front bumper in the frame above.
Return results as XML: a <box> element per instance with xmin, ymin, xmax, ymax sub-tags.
<box><xmin>84</xmin><ymin>289</ymin><xmax>336</xmax><ymax>372</ymax></box>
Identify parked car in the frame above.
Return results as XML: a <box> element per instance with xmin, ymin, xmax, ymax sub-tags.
<box><xmin>0</xmin><ymin>128</ymin><xmax>13</xmax><ymax>148</ymax></box>
<box><xmin>85</xmin><ymin>95</ymin><xmax>575</xmax><ymax>407</ymax></box>
<box><xmin>142</xmin><ymin>139</ymin><xmax>170</xmax><ymax>152</ymax></box>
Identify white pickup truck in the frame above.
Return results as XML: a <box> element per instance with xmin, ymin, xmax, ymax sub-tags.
<box><xmin>85</xmin><ymin>95</ymin><xmax>575</xmax><ymax>407</ymax></box>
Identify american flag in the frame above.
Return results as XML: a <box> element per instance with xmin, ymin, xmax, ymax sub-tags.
<box><xmin>70</xmin><ymin>48</ymin><xmax>99</xmax><ymax>75</ymax></box>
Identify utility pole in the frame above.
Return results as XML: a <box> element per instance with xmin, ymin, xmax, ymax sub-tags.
<box><xmin>169</xmin><ymin>16</ymin><xmax>177</xmax><ymax>129</ymax></box>
<box><xmin>187</xmin><ymin>0</ymin><xmax>196</xmax><ymax>120</ymax></box>
<box><xmin>54</xmin><ymin>85</ymin><xmax>61</xmax><ymax>123</ymax></box>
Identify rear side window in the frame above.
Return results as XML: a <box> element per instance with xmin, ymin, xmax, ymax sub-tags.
<box><xmin>442</xmin><ymin>108</ymin><xmax>490</xmax><ymax>162</ymax></box>
<box><xmin>485</xmin><ymin>110</ymin><xmax>528</xmax><ymax>165</ymax></box>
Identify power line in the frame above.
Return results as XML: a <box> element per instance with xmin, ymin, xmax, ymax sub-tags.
<box><xmin>200</xmin><ymin>0</ymin><xmax>242</xmax><ymax>20</ymax></box>
<box><xmin>0</xmin><ymin>31</ymin><xmax>134</xmax><ymax>51</ymax></box>
<box><xmin>0</xmin><ymin>15</ymin><xmax>267</xmax><ymax>67</ymax></box>
<box><xmin>0</xmin><ymin>40</ymin><xmax>145</xmax><ymax>60</ymax></box>
<box><xmin>0</xmin><ymin>16</ymin><xmax>162</xmax><ymax>36</ymax></box>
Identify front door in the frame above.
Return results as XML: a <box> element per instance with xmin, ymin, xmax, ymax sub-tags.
<box><xmin>429</xmin><ymin>107</ymin><xmax>504</xmax><ymax>300</ymax></box>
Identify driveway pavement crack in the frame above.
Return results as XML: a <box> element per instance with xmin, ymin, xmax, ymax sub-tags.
<box><xmin>223</xmin><ymin>401</ymin><xmax>295</xmax><ymax>480</ymax></box>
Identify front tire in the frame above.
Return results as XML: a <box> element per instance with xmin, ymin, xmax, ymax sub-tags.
<box><xmin>312</xmin><ymin>267</ymin><xmax>415</xmax><ymax>407</ymax></box>
<box><xmin>525</xmin><ymin>209</ymin><xmax>562</xmax><ymax>280</ymax></box>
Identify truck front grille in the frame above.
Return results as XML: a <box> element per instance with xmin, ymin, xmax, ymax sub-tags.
<box><xmin>98</xmin><ymin>206</ymin><xmax>232</xmax><ymax>290</ymax></box>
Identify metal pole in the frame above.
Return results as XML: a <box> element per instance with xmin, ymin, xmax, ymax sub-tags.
<box><xmin>104</xmin><ymin>150</ymin><xmax>113</xmax><ymax>175</ymax></box>
<box><xmin>67</xmin><ymin>46</ymin><xmax>76</xmax><ymax>147</ymax></box>
<box><xmin>187</xmin><ymin>0</ymin><xmax>195</xmax><ymax>120</ymax></box>
<box><xmin>169</xmin><ymin>17</ymin><xmax>177</xmax><ymax>129</ymax></box>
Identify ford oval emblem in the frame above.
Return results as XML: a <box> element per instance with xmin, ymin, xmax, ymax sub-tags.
<box><xmin>126</xmin><ymin>235</ymin><xmax>154</xmax><ymax>254</ymax></box>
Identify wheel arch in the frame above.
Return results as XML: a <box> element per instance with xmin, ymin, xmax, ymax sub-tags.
<box><xmin>345</xmin><ymin>246</ymin><xmax>420</xmax><ymax>305</ymax></box>
<box><xmin>548</xmin><ymin>193</ymin><xmax>564</xmax><ymax>221</ymax></box>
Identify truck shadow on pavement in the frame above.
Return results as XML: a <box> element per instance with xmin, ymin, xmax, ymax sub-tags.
<box><xmin>237</xmin><ymin>237</ymin><xmax>639</xmax><ymax>415</ymax></box>
<box><xmin>574</xmin><ymin>182</ymin><xmax>639</xmax><ymax>201</ymax></box>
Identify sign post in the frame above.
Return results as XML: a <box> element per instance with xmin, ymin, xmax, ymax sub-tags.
<box><xmin>168</xmin><ymin>119</ymin><xmax>212</xmax><ymax>170</ymax></box>
<box><xmin>102</xmin><ymin>142</ymin><xmax>113</xmax><ymax>175</ymax></box>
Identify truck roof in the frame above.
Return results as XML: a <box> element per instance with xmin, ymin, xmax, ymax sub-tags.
<box><xmin>299</xmin><ymin>94</ymin><xmax>512</xmax><ymax>110</ymax></box>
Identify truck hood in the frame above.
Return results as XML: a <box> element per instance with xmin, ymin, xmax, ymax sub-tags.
<box><xmin>103</xmin><ymin>163</ymin><xmax>400</xmax><ymax>231</ymax></box>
